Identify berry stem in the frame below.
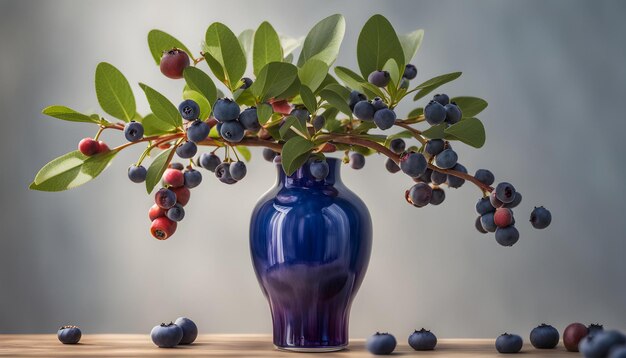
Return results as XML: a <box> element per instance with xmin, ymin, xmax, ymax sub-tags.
<box><xmin>394</xmin><ymin>122</ymin><xmax>426</xmax><ymax>145</ymax></box>
<box><xmin>93</xmin><ymin>126</ymin><xmax>105</xmax><ymax>141</ymax></box>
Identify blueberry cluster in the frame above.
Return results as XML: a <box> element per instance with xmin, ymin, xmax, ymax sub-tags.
<box><xmin>150</xmin><ymin>317</ymin><xmax>198</xmax><ymax>348</ymax></box>
<box><xmin>350</xmin><ymin>90</ymin><xmax>397</xmax><ymax>130</ymax></box>
<box><xmin>366</xmin><ymin>328</ymin><xmax>438</xmax><ymax>355</ymax></box>
<box><xmin>424</xmin><ymin>93</ymin><xmax>462</xmax><ymax>126</ymax></box>
<box><xmin>212</xmin><ymin>98</ymin><xmax>261</xmax><ymax>142</ymax></box>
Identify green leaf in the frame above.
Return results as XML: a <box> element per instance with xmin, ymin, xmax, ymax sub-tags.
<box><xmin>408</xmin><ymin>107</ymin><xmax>423</xmax><ymax>118</ymax></box>
<box><xmin>42</xmin><ymin>105</ymin><xmax>99</xmax><ymax>124</ymax></box>
<box><xmin>297</xmin><ymin>14</ymin><xmax>346</xmax><ymax>67</ymax></box>
<box><xmin>235</xmin><ymin>146</ymin><xmax>251</xmax><ymax>162</ymax></box>
<box><xmin>357</xmin><ymin>14</ymin><xmax>405</xmax><ymax>79</ymax></box>
<box><xmin>145</xmin><ymin>147</ymin><xmax>176</xmax><ymax>194</ymax></box>
<box><xmin>257</xmin><ymin>102</ymin><xmax>273</xmax><ymax>125</ymax></box>
<box><xmin>334</xmin><ymin>66</ymin><xmax>384</xmax><ymax>99</ymax></box>
<box><xmin>281</xmin><ymin>136</ymin><xmax>314</xmax><ymax>175</ymax></box>
<box><xmin>444</xmin><ymin>117</ymin><xmax>486</xmax><ymax>148</ymax></box>
<box><xmin>238</xmin><ymin>29</ymin><xmax>255</xmax><ymax>62</ymax></box>
<box><xmin>205</xmin><ymin>23</ymin><xmax>247</xmax><ymax>89</ymax></box>
<box><xmin>300</xmin><ymin>85</ymin><xmax>317</xmax><ymax>113</ymax></box>
<box><xmin>353</xmin><ymin>120</ymin><xmax>377</xmax><ymax>134</ymax></box>
<box><xmin>203</xmin><ymin>52</ymin><xmax>226</xmax><ymax>83</ymax></box>
<box><xmin>30</xmin><ymin>150</ymin><xmax>118</xmax><ymax>192</ymax></box>
<box><xmin>253</xmin><ymin>22</ymin><xmax>283</xmax><ymax>76</ymax></box>
<box><xmin>281</xmin><ymin>35</ymin><xmax>303</xmax><ymax>57</ymax></box>
<box><xmin>279</xmin><ymin>115</ymin><xmax>308</xmax><ymax>139</ymax></box>
<box><xmin>95</xmin><ymin>62</ymin><xmax>136</xmax><ymax>122</ymax></box>
<box><xmin>139</xmin><ymin>83</ymin><xmax>181</xmax><ymax>128</ymax></box>
<box><xmin>323</xmin><ymin>83</ymin><xmax>351</xmax><ymax>100</ymax></box>
<box><xmin>140</xmin><ymin>113</ymin><xmax>177</xmax><ymax>136</ymax></box>
<box><xmin>421</xmin><ymin>123</ymin><xmax>447</xmax><ymax>139</ymax></box>
<box><xmin>319</xmin><ymin>88</ymin><xmax>351</xmax><ymax>117</ymax></box>
<box><xmin>298</xmin><ymin>59</ymin><xmax>329</xmax><ymax>92</ymax></box>
<box><xmin>183</xmin><ymin>67</ymin><xmax>217</xmax><ymax>105</ymax></box>
<box><xmin>412</xmin><ymin>72</ymin><xmax>462</xmax><ymax>100</ymax></box>
<box><xmin>182</xmin><ymin>90</ymin><xmax>211</xmax><ymax>120</ymax></box>
<box><xmin>147</xmin><ymin>29</ymin><xmax>193</xmax><ymax>65</ymax></box>
<box><xmin>383</xmin><ymin>58</ymin><xmax>401</xmax><ymax>87</ymax></box>
<box><xmin>450</xmin><ymin>96</ymin><xmax>488</xmax><ymax>118</ymax></box>
<box><xmin>399</xmin><ymin>29</ymin><xmax>424</xmax><ymax>64</ymax></box>
<box><xmin>249</xmin><ymin>62</ymin><xmax>298</xmax><ymax>101</ymax></box>
<box><xmin>233</xmin><ymin>88</ymin><xmax>257</xmax><ymax>107</ymax></box>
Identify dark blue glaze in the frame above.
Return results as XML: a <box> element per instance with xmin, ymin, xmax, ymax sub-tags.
<box><xmin>250</xmin><ymin>158</ymin><xmax>372</xmax><ymax>351</ymax></box>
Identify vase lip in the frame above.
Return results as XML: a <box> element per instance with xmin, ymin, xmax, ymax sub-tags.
<box><xmin>275</xmin><ymin>156</ymin><xmax>341</xmax><ymax>186</ymax></box>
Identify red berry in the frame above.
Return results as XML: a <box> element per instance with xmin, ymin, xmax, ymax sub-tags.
<box><xmin>494</xmin><ymin>208</ymin><xmax>514</xmax><ymax>228</ymax></box>
<box><xmin>269</xmin><ymin>99</ymin><xmax>291</xmax><ymax>115</ymax></box>
<box><xmin>148</xmin><ymin>204</ymin><xmax>166</xmax><ymax>221</ymax></box>
<box><xmin>159</xmin><ymin>49</ymin><xmax>190</xmax><ymax>79</ymax></box>
<box><xmin>171</xmin><ymin>186</ymin><xmax>190</xmax><ymax>206</ymax></box>
<box><xmin>319</xmin><ymin>143</ymin><xmax>337</xmax><ymax>153</ymax></box>
<box><xmin>78</xmin><ymin>138</ymin><xmax>98</xmax><ymax>156</ymax></box>
<box><xmin>150</xmin><ymin>217</ymin><xmax>177</xmax><ymax>240</ymax></box>
<box><xmin>563</xmin><ymin>323</ymin><xmax>588</xmax><ymax>352</ymax></box>
<box><xmin>162</xmin><ymin>168</ymin><xmax>184</xmax><ymax>188</ymax></box>
<box><xmin>96</xmin><ymin>141</ymin><xmax>110</xmax><ymax>153</ymax></box>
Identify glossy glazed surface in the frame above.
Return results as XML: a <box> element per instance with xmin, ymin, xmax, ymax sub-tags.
<box><xmin>250</xmin><ymin>159</ymin><xmax>372</xmax><ymax>350</ymax></box>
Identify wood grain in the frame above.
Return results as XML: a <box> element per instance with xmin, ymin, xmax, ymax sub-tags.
<box><xmin>0</xmin><ymin>334</ymin><xmax>576</xmax><ymax>357</ymax></box>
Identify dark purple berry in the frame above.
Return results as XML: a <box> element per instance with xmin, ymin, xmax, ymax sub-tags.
<box><xmin>290</xmin><ymin>108</ymin><xmax>310</xmax><ymax>123</ymax></box>
<box><xmin>183</xmin><ymin>169</ymin><xmax>202</xmax><ymax>188</ymax></box>
<box><xmin>368</xmin><ymin>70</ymin><xmax>391</xmax><ymax>87</ymax></box>
<box><xmin>389</xmin><ymin>138</ymin><xmax>406</xmax><ymax>154</ymax></box>
<box><xmin>166</xmin><ymin>203</ymin><xmax>185</xmax><ymax>222</ymax></box>
<box><xmin>349</xmin><ymin>90</ymin><xmax>367</xmax><ymax>111</ymax></box>
<box><xmin>176</xmin><ymin>141</ymin><xmax>198</xmax><ymax>159</ymax></box>
<box><xmin>446</xmin><ymin>163</ymin><xmax>467</xmax><ymax>188</ymax></box>
<box><xmin>490</xmin><ymin>191</ymin><xmax>504</xmax><ymax>208</ymax></box>
<box><xmin>229</xmin><ymin>161</ymin><xmax>247</xmax><ymax>181</ymax></box>
<box><xmin>372</xmin><ymin>97</ymin><xmax>388</xmax><ymax>111</ymax></box>
<box><xmin>430</xmin><ymin>187</ymin><xmax>445</xmax><ymax>205</ymax></box>
<box><xmin>475</xmin><ymin>216</ymin><xmax>488</xmax><ymax>234</ymax></box>
<box><xmin>425</xmin><ymin>139</ymin><xmax>445</xmax><ymax>156</ymax></box>
<box><xmin>385</xmin><ymin>158</ymin><xmax>400</xmax><ymax>173</ymax></box>
<box><xmin>178</xmin><ymin>99</ymin><xmax>200</xmax><ymax>120</ymax></box>
<box><xmin>495</xmin><ymin>333</ymin><xmax>523</xmax><ymax>353</ymax></box>
<box><xmin>353</xmin><ymin>100</ymin><xmax>375</xmax><ymax>120</ymax></box>
<box><xmin>435</xmin><ymin>149</ymin><xmax>458</xmax><ymax>169</ymax></box>
<box><xmin>373</xmin><ymin>108</ymin><xmax>396</xmax><ymax>130</ymax></box>
<box><xmin>238</xmin><ymin>107</ymin><xmax>260</xmax><ymax>131</ymax></box>
<box><xmin>213</xmin><ymin>98</ymin><xmax>240</xmax><ymax>122</ymax></box>
<box><xmin>186</xmin><ymin>120</ymin><xmax>211</xmax><ymax>143</ymax></box>
<box><xmin>424</xmin><ymin>100</ymin><xmax>446</xmax><ymax>125</ymax></box>
<box><xmin>400</xmin><ymin>152</ymin><xmax>427</xmax><ymax>178</ymax></box>
<box><xmin>174</xmin><ymin>317</ymin><xmax>198</xmax><ymax>345</ymax></box>
<box><xmin>262</xmin><ymin>148</ymin><xmax>277</xmax><ymax>162</ymax></box>
<box><xmin>474</xmin><ymin>169</ymin><xmax>495</xmax><ymax>186</ymax></box>
<box><xmin>433</xmin><ymin>93</ymin><xmax>449</xmax><ymax>106</ymax></box>
<box><xmin>215</xmin><ymin>162</ymin><xmax>237</xmax><ymax>184</ymax></box>
<box><xmin>169</xmin><ymin>162</ymin><xmax>184</xmax><ymax>170</ymax></box>
<box><xmin>403</xmin><ymin>64</ymin><xmax>417</xmax><ymax>80</ymax></box>
<box><xmin>312</xmin><ymin>115</ymin><xmax>325</xmax><ymax>131</ymax></box>
<box><xmin>57</xmin><ymin>325</ymin><xmax>81</xmax><ymax>344</ymax></box>
<box><xmin>476</xmin><ymin>197</ymin><xmax>495</xmax><ymax>215</ymax></box>
<box><xmin>444</xmin><ymin>103</ymin><xmax>462</xmax><ymax>124</ymax></box>
<box><xmin>350</xmin><ymin>153</ymin><xmax>365</xmax><ymax>169</ymax></box>
<box><xmin>495</xmin><ymin>225</ymin><xmax>520</xmax><ymax>246</ymax></box>
<box><xmin>503</xmin><ymin>192</ymin><xmax>522</xmax><ymax>209</ymax></box>
<box><xmin>124</xmin><ymin>121</ymin><xmax>144</xmax><ymax>142</ymax></box>
<box><xmin>417</xmin><ymin>168</ymin><xmax>433</xmax><ymax>183</ymax></box>
<box><xmin>588</xmin><ymin>324</ymin><xmax>604</xmax><ymax>335</ymax></box>
<box><xmin>155</xmin><ymin>188</ymin><xmax>177</xmax><ymax>209</ymax></box>
<box><xmin>530</xmin><ymin>324</ymin><xmax>560</xmax><ymax>349</ymax></box>
<box><xmin>408</xmin><ymin>328</ymin><xmax>437</xmax><ymax>351</ymax></box>
<box><xmin>431</xmin><ymin>170</ymin><xmax>447</xmax><ymax>185</ymax></box>
<box><xmin>220</xmin><ymin>120</ymin><xmax>245</xmax><ymax>142</ymax></box>
<box><xmin>240</xmin><ymin>77</ymin><xmax>253</xmax><ymax>89</ymax></box>
<box><xmin>408</xmin><ymin>183</ymin><xmax>432</xmax><ymax>207</ymax></box>
<box><xmin>495</xmin><ymin>182</ymin><xmax>516</xmax><ymax>203</ymax></box>
<box><xmin>160</xmin><ymin>49</ymin><xmax>190</xmax><ymax>79</ymax></box>
<box><xmin>480</xmin><ymin>212</ymin><xmax>497</xmax><ymax>232</ymax></box>
<box><xmin>579</xmin><ymin>330</ymin><xmax>626</xmax><ymax>358</ymax></box>
<box><xmin>150</xmin><ymin>322</ymin><xmax>183</xmax><ymax>348</ymax></box>
<box><xmin>530</xmin><ymin>206</ymin><xmax>552</xmax><ymax>229</ymax></box>
<box><xmin>610</xmin><ymin>345</ymin><xmax>626</xmax><ymax>358</ymax></box>
<box><xmin>128</xmin><ymin>164</ymin><xmax>147</xmax><ymax>183</ymax></box>
<box><xmin>366</xmin><ymin>332</ymin><xmax>396</xmax><ymax>355</ymax></box>
<box><xmin>309</xmin><ymin>159</ymin><xmax>329</xmax><ymax>180</ymax></box>
<box><xmin>199</xmin><ymin>153</ymin><xmax>221</xmax><ymax>172</ymax></box>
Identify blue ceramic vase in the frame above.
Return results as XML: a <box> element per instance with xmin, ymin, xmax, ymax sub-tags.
<box><xmin>250</xmin><ymin>158</ymin><xmax>373</xmax><ymax>352</ymax></box>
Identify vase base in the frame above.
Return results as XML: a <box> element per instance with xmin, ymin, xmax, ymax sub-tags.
<box><xmin>275</xmin><ymin>344</ymin><xmax>347</xmax><ymax>353</ymax></box>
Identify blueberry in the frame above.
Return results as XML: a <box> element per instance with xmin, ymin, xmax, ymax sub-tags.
<box><xmin>273</xmin><ymin>155</ymin><xmax>282</xmax><ymax>164</ymax></box>
<box><xmin>431</xmin><ymin>170</ymin><xmax>448</xmax><ymax>185</ymax></box>
<box><xmin>588</xmin><ymin>324</ymin><xmax>605</xmax><ymax>335</ymax></box>
<box><xmin>160</xmin><ymin>49</ymin><xmax>190</xmax><ymax>79</ymax></box>
<box><xmin>353</xmin><ymin>100</ymin><xmax>375</xmax><ymax>120</ymax></box>
<box><xmin>290</xmin><ymin>108</ymin><xmax>310</xmax><ymax>123</ymax></box>
<box><xmin>368</xmin><ymin>70</ymin><xmax>391</xmax><ymax>87</ymax></box>
<box><xmin>424</xmin><ymin>100</ymin><xmax>446</xmax><ymax>125</ymax></box>
<box><xmin>350</xmin><ymin>153</ymin><xmax>365</xmax><ymax>170</ymax></box>
<box><xmin>425</xmin><ymin>139</ymin><xmax>445</xmax><ymax>156</ymax></box>
<box><xmin>474</xmin><ymin>169</ymin><xmax>495</xmax><ymax>186</ymax></box>
<box><xmin>183</xmin><ymin>169</ymin><xmax>202</xmax><ymax>188</ymax></box>
<box><xmin>418</xmin><ymin>168</ymin><xmax>433</xmax><ymax>183</ymax></box>
<box><xmin>178</xmin><ymin>99</ymin><xmax>200</xmax><ymax>120</ymax></box>
<box><xmin>238</xmin><ymin>107</ymin><xmax>260</xmax><ymax>131</ymax></box>
<box><xmin>490</xmin><ymin>191</ymin><xmax>504</xmax><ymax>208</ymax></box>
<box><xmin>503</xmin><ymin>192</ymin><xmax>522</xmax><ymax>208</ymax></box>
<box><xmin>475</xmin><ymin>216</ymin><xmax>488</xmax><ymax>234</ymax></box>
<box><xmin>372</xmin><ymin>97</ymin><xmax>388</xmax><ymax>111</ymax></box>
<box><xmin>579</xmin><ymin>330</ymin><xmax>626</xmax><ymax>358</ymax></box>
<box><xmin>399</xmin><ymin>77</ymin><xmax>410</xmax><ymax>89</ymax></box>
<box><xmin>199</xmin><ymin>153</ymin><xmax>221</xmax><ymax>172</ymax></box>
<box><xmin>309</xmin><ymin>159</ymin><xmax>329</xmax><ymax>180</ymax></box>
<box><xmin>186</xmin><ymin>120</ymin><xmax>211</xmax><ymax>143</ymax></box>
<box><xmin>403</xmin><ymin>64</ymin><xmax>417</xmax><ymax>80</ymax></box>
<box><xmin>174</xmin><ymin>317</ymin><xmax>198</xmax><ymax>345</ymax></box>
<box><xmin>408</xmin><ymin>183</ymin><xmax>432</xmax><ymax>207</ymax></box>
<box><xmin>400</xmin><ymin>152</ymin><xmax>427</xmax><ymax>178</ymax></box>
<box><xmin>262</xmin><ymin>148</ymin><xmax>278</xmax><ymax>162</ymax></box>
<box><xmin>176</xmin><ymin>141</ymin><xmax>198</xmax><ymax>159</ymax></box>
<box><xmin>215</xmin><ymin>162</ymin><xmax>237</xmax><ymax>184</ymax></box>
<box><xmin>433</xmin><ymin>93</ymin><xmax>449</xmax><ymax>106</ymax></box>
<box><xmin>389</xmin><ymin>138</ymin><xmax>406</xmax><ymax>154</ymax></box>
<box><xmin>495</xmin><ymin>225</ymin><xmax>519</xmax><ymax>246</ymax></box>
<box><xmin>366</xmin><ymin>332</ymin><xmax>396</xmax><ymax>355</ymax></box>
<box><xmin>229</xmin><ymin>161</ymin><xmax>247</xmax><ymax>181</ymax></box>
<box><xmin>166</xmin><ymin>203</ymin><xmax>185</xmax><ymax>222</ymax></box>
<box><xmin>374</xmin><ymin>108</ymin><xmax>397</xmax><ymax>130</ymax></box>
<box><xmin>57</xmin><ymin>325</ymin><xmax>81</xmax><ymax>344</ymax></box>
<box><xmin>495</xmin><ymin>182</ymin><xmax>517</xmax><ymax>203</ymax></box>
<box><xmin>494</xmin><ymin>207</ymin><xmax>514</xmax><ymax>228</ymax></box>
<box><xmin>446</xmin><ymin>163</ymin><xmax>467</xmax><ymax>188</ymax></box>
<box><xmin>385</xmin><ymin>158</ymin><xmax>400</xmax><ymax>173</ymax></box>
<box><xmin>610</xmin><ymin>346</ymin><xmax>626</xmax><ymax>358</ymax></box>
<box><xmin>150</xmin><ymin>322</ymin><xmax>183</xmax><ymax>348</ymax></box>
<box><xmin>312</xmin><ymin>115</ymin><xmax>325</xmax><ymax>131</ymax></box>
<box><xmin>124</xmin><ymin>121</ymin><xmax>144</xmax><ymax>142</ymax></box>
<box><xmin>349</xmin><ymin>90</ymin><xmax>367</xmax><ymax>111</ymax></box>
<box><xmin>169</xmin><ymin>162</ymin><xmax>185</xmax><ymax>170</ymax></box>
<box><xmin>530</xmin><ymin>206</ymin><xmax>552</xmax><ymax>229</ymax></box>
<box><xmin>408</xmin><ymin>328</ymin><xmax>437</xmax><ymax>351</ymax></box>
<box><xmin>213</xmin><ymin>98</ymin><xmax>240</xmax><ymax>122</ymax></box>
<box><xmin>128</xmin><ymin>164</ymin><xmax>147</xmax><ymax>183</ymax></box>
<box><xmin>240</xmin><ymin>77</ymin><xmax>253</xmax><ymax>89</ymax></box>
<box><xmin>430</xmin><ymin>187</ymin><xmax>445</xmax><ymax>205</ymax></box>
<box><xmin>480</xmin><ymin>212</ymin><xmax>497</xmax><ymax>232</ymax></box>
<box><xmin>155</xmin><ymin>188</ymin><xmax>177</xmax><ymax>209</ymax></box>
<box><xmin>444</xmin><ymin>103</ymin><xmax>462</xmax><ymax>124</ymax></box>
<box><xmin>530</xmin><ymin>324</ymin><xmax>560</xmax><ymax>349</ymax></box>
<box><xmin>435</xmin><ymin>149</ymin><xmax>458</xmax><ymax>169</ymax></box>
<box><xmin>496</xmin><ymin>333</ymin><xmax>523</xmax><ymax>353</ymax></box>
<box><xmin>476</xmin><ymin>197</ymin><xmax>496</xmax><ymax>215</ymax></box>
<box><xmin>220</xmin><ymin>120</ymin><xmax>245</xmax><ymax>142</ymax></box>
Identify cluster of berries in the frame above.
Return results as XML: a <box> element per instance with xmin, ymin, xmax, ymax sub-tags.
<box><xmin>150</xmin><ymin>317</ymin><xmax>198</xmax><ymax>348</ymax></box>
<box><xmin>424</xmin><ymin>93</ymin><xmax>462</xmax><ymax>126</ymax></box>
<box><xmin>366</xmin><ymin>328</ymin><xmax>437</xmax><ymax>355</ymax></box>
<box><xmin>351</xmin><ymin>91</ymin><xmax>397</xmax><ymax>130</ymax></box>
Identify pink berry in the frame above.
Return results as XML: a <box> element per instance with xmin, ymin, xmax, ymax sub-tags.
<box><xmin>494</xmin><ymin>208</ymin><xmax>514</xmax><ymax>227</ymax></box>
<box><xmin>171</xmin><ymin>186</ymin><xmax>190</xmax><ymax>206</ymax></box>
<box><xmin>150</xmin><ymin>217</ymin><xmax>177</xmax><ymax>240</ymax></box>
<box><xmin>159</xmin><ymin>49</ymin><xmax>190</xmax><ymax>79</ymax></box>
<box><xmin>148</xmin><ymin>204</ymin><xmax>166</xmax><ymax>221</ymax></box>
<box><xmin>162</xmin><ymin>168</ymin><xmax>184</xmax><ymax>188</ymax></box>
<box><xmin>78</xmin><ymin>138</ymin><xmax>98</xmax><ymax>156</ymax></box>
<box><xmin>96</xmin><ymin>141</ymin><xmax>110</xmax><ymax>153</ymax></box>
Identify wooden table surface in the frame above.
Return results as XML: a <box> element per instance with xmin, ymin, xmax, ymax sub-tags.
<box><xmin>0</xmin><ymin>334</ymin><xmax>577</xmax><ymax>357</ymax></box>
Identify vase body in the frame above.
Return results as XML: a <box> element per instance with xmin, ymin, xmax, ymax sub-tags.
<box><xmin>250</xmin><ymin>158</ymin><xmax>372</xmax><ymax>352</ymax></box>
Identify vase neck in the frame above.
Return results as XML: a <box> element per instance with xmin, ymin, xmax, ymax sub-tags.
<box><xmin>276</xmin><ymin>158</ymin><xmax>341</xmax><ymax>188</ymax></box>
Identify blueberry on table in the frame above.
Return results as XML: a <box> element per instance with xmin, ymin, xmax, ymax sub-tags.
<box><xmin>424</xmin><ymin>100</ymin><xmax>446</xmax><ymax>125</ymax></box>
<box><xmin>425</xmin><ymin>139</ymin><xmax>445</xmax><ymax>156</ymax></box>
<box><xmin>238</xmin><ymin>107</ymin><xmax>261</xmax><ymax>131</ymax></box>
<box><xmin>166</xmin><ymin>204</ymin><xmax>185</xmax><ymax>222</ymax></box>
<box><xmin>444</xmin><ymin>103</ymin><xmax>462</xmax><ymax>124</ymax></box>
<box><xmin>408</xmin><ymin>183</ymin><xmax>433</xmax><ymax>207</ymax></box>
<box><xmin>530</xmin><ymin>206</ymin><xmax>552</xmax><ymax>229</ymax></box>
<box><xmin>563</xmin><ymin>322</ymin><xmax>589</xmax><ymax>352</ymax></box>
<box><xmin>385</xmin><ymin>158</ymin><xmax>400</xmax><ymax>173</ymax></box>
<box><xmin>373</xmin><ymin>108</ymin><xmax>397</xmax><ymax>130</ymax></box>
<box><xmin>78</xmin><ymin>138</ymin><xmax>99</xmax><ymax>156</ymax></box>
<box><xmin>495</xmin><ymin>225</ymin><xmax>519</xmax><ymax>246</ymax></box>
<box><xmin>476</xmin><ymin>197</ymin><xmax>496</xmax><ymax>215</ymax></box>
<box><xmin>200</xmin><ymin>153</ymin><xmax>222</xmax><ymax>172</ymax></box>
<box><xmin>219</xmin><ymin>120</ymin><xmax>245</xmax><ymax>142</ymax></box>
<box><xmin>155</xmin><ymin>188</ymin><xmax>177</xmax><ymax>209</ymax></box>
<box><xmin>588</xmin><ymin>324</ymin><xmax>604</xmax><ymax>335</ymax></box>
<box><xmin>368</xmin><ymin>70</ymin><xmax>391</xmax><ymax>87</ymax></box>
<box><xmin>610</xmin><ymin>346</ymin><xmax>626</xmax><ymax>358</ymax></box>
<box><xmin>530</xmin><ymin>323</ymin><xmax>560</xmax><ymax>349</ymax></box>
<box><xmin>350</xmin><ymin>153</ymin><xmax>365</xmax><ymax>170</ymax></box>
<box><xmin>229</xmin><ymin>161</ymin><xmax>247</xmax><ymax>181</ymax></box>
<box><xmin>435</xmin><ymin>149</ymin><xmax>458</xmax><ymax>169</ymax></box>
<box><xmin>186</xmin><ymin>120</ymin><xmax>211</xmax><ymax>143</ymax></box>
<box><xmin>579</xmin><ymin>330</ymin><xmax>626</xmax><ymax>358</ymax></box>
<box><xmin>183</xmin><ymin>169</ymin><xmax>202</xmax><ymax>189</ymax></box>
<box><xmin>389</xmin><ymin>138</ymin><xmax>406</xmax><ymax>154</ymax></box>
<box><xmin>495</xmin><ymin>182</ymin><xmax>516</xmax><ymax>203</ymax></box>
<box><xmin>474</xmin><ymin>169</ymin><xmax>495</xmax><ymax>186</ymax></box>
<box><xmin>178</xmin><ymin>99</ymin><xmax>200</xmax><ymax>121</ymax></box>
<box><xmin>128</xmin><ymin>164</ymin><xmax>147</xmax><ymax>183</ymax></box>
<box><xmin>150</xmin><ymin>217</ymin><xmax>177</xmax><ymax>240</ymax></box>
<box><xmin>433</xmin><ymin>93</ymin><xmax>450</xmax><ymax>106</ymax></box>
<box><xmin>174</xmin><ymin>317</ymin><xmax>198</xmax><ymax>345</ymax></box>
<box><xmin>366</xmin><ymin>332</ymin><xmax>396</xmax><ymax>355</ymax></box>
<box><xmin>310</xmin><ymin>159</ymin><xmax>329</xmax><ymax>180</ymax></box>
<box><xmin>160</xmin><ymin>49</ymin><xmax>190</xmax><ymax>79</ymax></box>
<box><xmin>213</xmin><ymin>98</ymin><xmax>240</xmax><ymax>122</ymax></box>
<box><xmin>124</xmin><ymin>121</ymin><xmax>144</xmax><ymax>142</ymax></box>
<box><xmin>495</xmin><ymin>333</ymin><xmax>523</xmax><ymax>353</ymax></box>
<box><xmin>353</xmin><ymin>100</ymin><xmax>375</xmax><ymax>121</ymax></box>
<box><xmin>446</xmin><ymin>163</ymin><xmax>467</xmax><ymax>188</ymax></box>
<box><xmin>430</xmin><ymin>187</ymin><xmax>445</xmax><ymax>205</ymax></box>
<box><xmin>408</xmin><ymin>328</ymin><xmax>437</xmax><ymax>351</ymax></box>
<box><xmin>403</xmin><ymin>64</ymin><xmax>417</xmax><ymax>80</ymax></box>
<box><xmin>150</xmin><ymin>322</ymin><xmax>183</xmax><ymax>348</ymax></box>
<box><xmin>57</xmin><ymin>325</ymin><xmax>81</xmax><ymax>344</ymax></box>
<box><xmin>400</xmin><ymin>152</ymin><xmax>427</xmax><ymax>178</ymax></box>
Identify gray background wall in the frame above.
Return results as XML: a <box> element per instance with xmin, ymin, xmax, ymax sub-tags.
<box><xmin>1</xmin><ymin>0</ymin><xmax>625</xmax><ymax>338</ymax></box>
